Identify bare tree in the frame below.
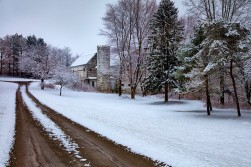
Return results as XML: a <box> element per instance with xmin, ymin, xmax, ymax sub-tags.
<box><xmin>129</xmin><ymin>0</ymin><xmax>158</xmax><ymax>99</ymax></box>
<box><xmin>49</xmin><ymin>46</ymin><xmax>74</xmax><ymax>69</ymax></box>
<box><xmin>102</xmin><ymin>0</ymin><xmax>157</xmax><ymax>99</ymax></box>
<box><xmin>102</xmin><ymin>2</ymin><xmax>127</xmax><ymax>96</ymax></box>
<box><xmin>183</xmin><ymin>0</ymin><xmax>251</xmax><ymax>23</ymax></box>
<box><xmin>20</xmin><ymin>36</ymin><xmax>62</xmax><ymax>89</ymax></box>
<box><xmin>52</xmin><ymin>66</ymin><xmax>80</xmax><ymax>96</ymax></box>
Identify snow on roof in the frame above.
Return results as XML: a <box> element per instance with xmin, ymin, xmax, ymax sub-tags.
<box><xmin>71</xmin><ymin>53</ymin><xmax>96</xmax><ymax>67</ymax></box>
<box><xmin>88</xmin><ymin>77</ymin><xmax>97</xmax><ymax>80</ymax></box>
<box><xmin>71</xmin><ymin>52</ymin><xmax>118</xmax><ymax>67</ymax></box>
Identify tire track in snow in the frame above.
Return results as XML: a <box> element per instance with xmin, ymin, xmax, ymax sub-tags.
<box><xmin>20</xmin><ymin>86</ymin><xmax>89</xmax><ymax>166</ymax></box>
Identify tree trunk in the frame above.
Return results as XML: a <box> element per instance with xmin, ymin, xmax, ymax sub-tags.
<box><xmin>164</xmin><ymin>84</ymin><xmax>168</xmax><ymax>102</ymax></box>
<box><xmin>220</xmin><ymin>72</ymin><xmax>225</xmax><ymax>105</ymax></box>
<box><xmin>245</xmin><ymin>81</ymin><xmax>251</xmax><ymax>106</ymax></box>
<box><xmin>8</xmin><ymin>63</ymin><xmax>11</xmax><ymax>76</ymax></box>
<box><xmin>141</xmin><ymin>85</ymin><xmax>146</xmax><ymax>97</ymax></box>
<box><xmin>0</xmin><ymin>52</ymin><xmax>2</xmax><ymax>75</ymax></box>
<box><xmin>205</xmin><ymin>75</ymin><xmax>211</xmax><ymax>115</ymax></box>
<box><xmin>140</xmin><ymin>80</ymin><xmax>146</xmax><ymax>97</ymax></box>
<box><xmin>209</xmin><ymin>99</ymin><xmax>213</xmax><ymax>111</ymax></box>
<box><xmin>131</xmin><ymin>86</ymin><xmax>136</xmax><ymax>100</ymax></box>
<box><xmin>118</xmin><ymin>79</ymin><xmax>122</xmax><ymax>96</ymax></box>
<box><xmin>60</xmin><ymin>86</ymin><xmax>62</xmax><ymax>96</ymax></box>
<box><xmin>230</xmin><ymin>59</ymin><xmax>241</xmax><ymax>116</ymax></box>
<box><xmin>19</xmin><ymin>50</ymin><xmax>22</xmax><ymax>77</ymax></box>
<box><xmin>12</xmin><ymin>56</ymin><xmax>15</xmax><ymax>76</ymax></box>
<box><xmin>41</xmin><ymin>78</ymin><xmax>45</xmax><ymax>90</ymax></box>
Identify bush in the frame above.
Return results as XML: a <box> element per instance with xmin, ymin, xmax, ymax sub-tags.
<box><xmin>44</xmin><ymin>82</ymin><xmax>56</xmax><ymax>89</ymax></box>
<box><xmin>67</xmin><ymin>82</ymin><xmax>96</xmax><ymax>92</ymax></box>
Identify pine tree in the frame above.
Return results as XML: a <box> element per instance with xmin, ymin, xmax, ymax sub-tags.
<box><xmin>142</xmin><ymin>0</ymin><xmax>183</xmax><ymax>102</ymax></box>
<box><xmin>183</xmin><ymin>23</ymin><xmax>214</xmax><ymax>115</ymax></box>
<box><xmin>184</xmin><ymin>20</ymin><xmax>250</xmax><ymax>116</ymax></box>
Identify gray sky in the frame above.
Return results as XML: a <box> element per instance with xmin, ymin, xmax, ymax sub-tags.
<box><xmin>0</xmin><ymin>0</ymin><xmax>186</xmax><ymax>56</ymax></box>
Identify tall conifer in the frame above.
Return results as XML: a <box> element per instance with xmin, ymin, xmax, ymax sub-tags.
<box><xmin>142</xmin><ymin>0</ymin><xmax>183</xmax><ymax>102</ymax></box>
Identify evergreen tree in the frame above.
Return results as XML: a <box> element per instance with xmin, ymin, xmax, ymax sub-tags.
<box><xmin>176</xmin><ymin>24</ymin><xmax>206</xmax><ymax>95</ymax></box>
<box><xmin>184</xmin><ymin>20</ymin><xmax>250</xmax><ymax>116</ymax></box>
<box><xmin>11</xmin><ymin>34</ymin><xmax>24</xmax><ymax>76</ymax></box>
<box><xmin>142</xmin><ymin>0</ymin><xmax>183</xmax><ymax>102</ymax></box>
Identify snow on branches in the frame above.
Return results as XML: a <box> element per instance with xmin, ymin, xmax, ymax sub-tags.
<box><xmin>142</xmin><ymin>0</ymin><xmax>183</xmax><ymax>102</ymax></box>
<box><xmin>180</xmin><ymin>20</ymin><xmax>251</xmax><ymax>115</ymax></box>
<box><xmin>52</xmin><ymin>66</ymin><xmax>80</xmax><ymax>96</ymax></box>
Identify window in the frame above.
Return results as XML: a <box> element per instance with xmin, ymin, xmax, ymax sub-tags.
<box><xmin>83</xmin><ymin>68</ymin><xmax>85</xmax><ymax>71</ymax></box>
<box><xmin>92</xmin><ymin>81</ymin><xmax>95</xmax><ymax>87</ymax></box>
<box><xmin>90</xmin><ymin>69</ymin><xmax>92</xmax><ymax>71</ymax></box>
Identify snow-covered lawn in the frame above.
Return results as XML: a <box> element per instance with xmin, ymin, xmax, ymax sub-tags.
<box><xmin>0</xmin><ymin>76</ymin><xmax>38</xmax><ymax>82</ymax></box>
<box><xmin>0</xmin><ymin>77</ymin><xmax>39</xmax><ymax>167</ymax></box>
<box><xmin>0</xmin><ymin>82</ymin><xmax>17</xmax><ymax>167</ymax></box>
<box><xmin>29</xmin><ymin>82</ymin><xmax>251</xmax><ymax>167</ymax></box>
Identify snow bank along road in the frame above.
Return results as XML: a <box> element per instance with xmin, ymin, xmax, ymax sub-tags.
<box><xmin>7</xmin><ymin>82</ymin><xmax>161</xmax><ymax>167</ymax></box>
<box><xmin>0</xmin><ymin>82</ymin><xmax>17</xmax><ymax>167</ymax></box>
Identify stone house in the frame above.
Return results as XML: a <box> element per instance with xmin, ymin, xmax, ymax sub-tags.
<box><xmin>71</xmin><ymin>53</ymin><xmax>97</xmax><ymax>87</ymax></box>
<box><xmin>71</xmin><ymin>46</ymin><xmax>119</xmax><ymax>92</ymax></box>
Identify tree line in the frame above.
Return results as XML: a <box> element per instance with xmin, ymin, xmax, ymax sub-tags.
<box><xmin>0</xmin><ymin>34</ymin><xmax>78</xmax><ymax>91</ymax></box>
<box><xmin>102</xmin><ymin>0</ymin><xmax>251</xmax><ymax>116</ymax></box>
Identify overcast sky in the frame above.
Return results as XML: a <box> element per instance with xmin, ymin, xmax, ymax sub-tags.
<box><xmin>0</xmin><ymin>0</ymin><xmax>186</xmax><ymax>56</ymax></box>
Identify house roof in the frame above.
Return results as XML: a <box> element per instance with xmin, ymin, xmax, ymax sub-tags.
<box><xmin>71</xmin><ymin>53</ymin><xmax>96</xmax><ymax>67</ymax></box>
<box><xmin>88</xmin><ymin>77</ymin><xmax>97</xmax><ymax>80</ymax></box>
<box><xmin>71</xmin><ymin>52</ymin><xmax>118</xmax><ymax>67</ymax></box>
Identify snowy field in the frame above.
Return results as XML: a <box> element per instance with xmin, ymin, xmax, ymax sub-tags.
<box><xmin>28</xmin><ymin>82</ymin><xmax>251</xmax><ymax>167</ymax></box>
<box><xmin>0</xmin><ymin>82</ymin><xmax>17</xmax><ymax>167</ymax></box>
<box><xmin>0</xmin><ymin>76</ymin><xmax>38</xmax><ymax>82</ymax></box>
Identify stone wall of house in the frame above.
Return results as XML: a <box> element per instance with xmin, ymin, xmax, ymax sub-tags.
<box><xmin>87</xmin><ymin>67</ymin><xmax>97</xmax><ymax>78</ymax></box>
<box><xmin>88</xmin><ymin>53</ymin><xmax>97</xmax><ymax>68</ymax></box>
<box><xmin>97</xmin><ymin>45</ymin><xmax>110</xmax><ymax>92</ymax></box>
<box><xmin>71</xmin><ymin>65</ymin><xmax>87</xmax><ymax>81</ymax></box>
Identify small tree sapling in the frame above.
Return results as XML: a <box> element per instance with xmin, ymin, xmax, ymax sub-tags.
<box><xmin>52</xmin><ymin>66</ymin><xmax>79</xmax><ymax>96</ymax></box>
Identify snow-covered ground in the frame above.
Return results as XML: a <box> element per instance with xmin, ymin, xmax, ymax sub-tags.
<box><xmin>29</xmin><ymin>82</ymin><xmax>251</xmax><ymax>167</ymax></box>
<box><xmin>0</xmin><ymin>82</ymin><xmax>17</xmax><ymax>167</ymax></box>
<box><xmin>0</xmin><ymin>76</ymin><xmax>38</xmax><ymax>82</ymax></box>
<box><xmin>0</xmin><ymin>77</ymin><xmax>38</xmax><ymax>167</ymax></box>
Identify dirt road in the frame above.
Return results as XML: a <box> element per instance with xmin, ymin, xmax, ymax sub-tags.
<box><xmin>8</xmin><ymin>82</ymin><xmax>164</xmax><ymax>167</ymax></box>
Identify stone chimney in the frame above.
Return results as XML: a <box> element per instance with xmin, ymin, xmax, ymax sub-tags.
<box><xmin>97</xmin><ymin>45</ymin><xmax>110</xmax><ymax>92</ymax></box>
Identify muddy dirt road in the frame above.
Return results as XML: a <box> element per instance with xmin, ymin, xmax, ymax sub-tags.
<box><xmin>8</xmin><ymin>82</ymin><xmax>163</xmax><ymax>167</ymax></box>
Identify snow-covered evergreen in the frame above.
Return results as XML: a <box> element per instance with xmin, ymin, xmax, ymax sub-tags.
<box><xmin>181</xmin><ymin>20</ymin><xmax>251</xmax><ymax>115</ymax></box>
<box><xmin>142</xmin><ymin>0</ymin><xmax>183</xmax><ymax>102</ymax></box>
